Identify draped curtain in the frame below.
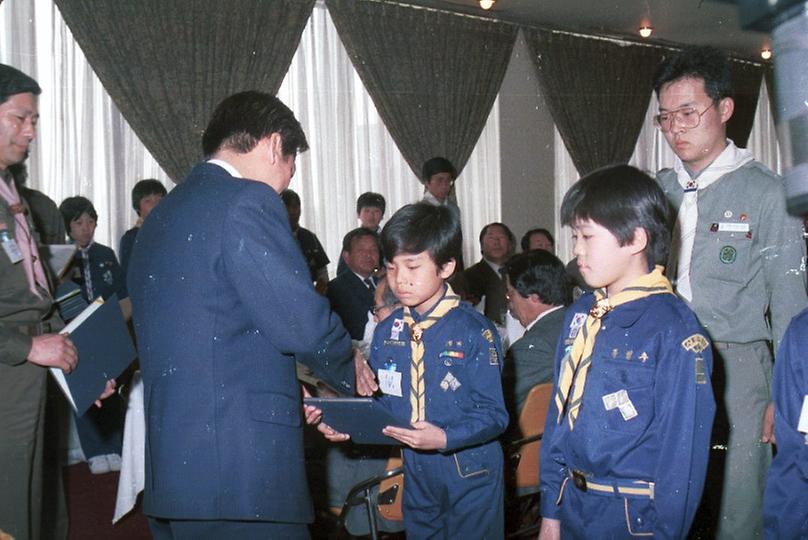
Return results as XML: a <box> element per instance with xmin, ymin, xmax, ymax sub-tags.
<box><xmin>727</xmin><ymin>60</ymin><xmax>764</xmax><ymax>148</ymax></box>
<box><xmin>524</xmin><ymin>29</ymin><xmax>664</xmax><ymax>176</ymax></box>
<box><xmin>326</xmin><ymin>0</ymin><xmax>516</xmax><ymax>178</ymax></box>
<box><xmin>53</xmin><ymin>0</ymin><xmax>315</xmax><ymax>181</ymax></box>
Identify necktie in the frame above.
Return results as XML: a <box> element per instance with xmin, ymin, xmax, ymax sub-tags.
<box><xmin>364</xmin><ymin>277</ymin><xmax>376</xmax><ymax>291</ymax></box>
<box><xmin>554</xmin><ymin>266</ymin><xmax>673</xmax><ymax>429</ymax></box>
<box><xmin>404</xmin><ymin>285</ymin><xmax>461</xmax><ymax>423</ymax></box>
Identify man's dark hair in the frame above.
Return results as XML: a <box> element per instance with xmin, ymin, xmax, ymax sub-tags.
<box><xmin>520</xmin><ymin>228</ymin><xmax>555</xmax><ymax>252</ymax></box>
<box><xmin>653</xmin><ymin>46</ymin><xmax>733</xmax><ymax>103</ymax></box>
<box><xmin>421</xmin><ymin>157</ymin><xmax>457</xmax><ymax>182</ymax></box>
<box><xmin>342</xmin><ymin>227</ymin><xmax>380</xmax><ymax>254</ymax></box>
<box><xmin>201</xmin><ymin>91</ymin><xmax>308</xmax><ymax>158</ymax></box>
<box><xmin>356</xmin><ymin>192</ymin><xmax>386</xmax><ymax>215</ymax></box>
<box><xmin>131</xmin><ymin>179</ymin><xmax>167</xmax><ymax>215</ymax></box>
<box><xmin>502</xmin><ymin>250</ymin><xmax>572</xmax><ymax>306</ymax></box>
<box><xmin>280</xmin><ymin>188</ymin><xmax>301</xmax><ymax>208</ymax></box>
<box><xmin>478</xmin><ymin>222</ymin><xmax>516</xmax><ymax>250</ymax></box>
<box><xmin>381</xmin><ymin>203</ymin><xmax>461</xmax><ymax>268</ymax></box>
<box><xmin>560</xmin><ymin>164</ymin><xmax>673</xmax><ymax>271</ymax></box>
<box><xmin>0</xmin><ymin>64</ymin><xmax>41</xmax><ymax>104</ymax></box>
<box><xmin>59</xmin><ymin>196</ymin><xmax>98</xmax><ymax>231</ymax></box>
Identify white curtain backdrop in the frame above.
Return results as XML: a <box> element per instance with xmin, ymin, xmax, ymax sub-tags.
<box><xmin>554</xmin><ymin>79</ymin><xmax>780</xmax><ymax>264</ymax></box>
<box><xmin>0</xmin><ymin>0</ymin><xmax>501</xmax><ymax>271</ymax></box>
<box><xmin>0</xmin><ymin>0</ymin><xmax>172</xmax><ymax>251</ymax></box>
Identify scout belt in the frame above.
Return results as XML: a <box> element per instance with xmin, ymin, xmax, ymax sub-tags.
<box><xmin>567</xmin><ymin>469</ymin><xmax>654</xmax><ymax>500</ymax></box>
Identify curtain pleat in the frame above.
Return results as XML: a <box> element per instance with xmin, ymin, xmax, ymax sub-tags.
<box><xmin>326</xmin><ymin>0</ymin><xmax>516</xmax><ymax>179</ymax></box>
<box><xmin>53</xmin><ymin>0</ymin><xmax>315</xmax><ymax>182</ymax></box>
<box><xmin>727</xmin><ymin>60</ymin><xmax>763</xmax><ymax>148</ymax></box>
<box><xmin>524</xmin><ymin>29</ymin><xmax>664</xmax><ymax>176</ymax></box>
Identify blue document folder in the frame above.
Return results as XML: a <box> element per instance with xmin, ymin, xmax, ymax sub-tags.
<box><xmin>50</xmin><ymin>294</ymin><xmax>136</xmax><ymax>414</ymax></box>
<box><xmin>304</xmin><ymin>397</ymin><xmax>409</xmax><ymax>445</ymax></box>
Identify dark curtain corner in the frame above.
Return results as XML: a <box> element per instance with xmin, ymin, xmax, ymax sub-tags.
<box><xmin>326</xmin><ymin>0</ymin><xmax>516</xmax><ymax>179</ymax></box>
<box><xmin>53</xmin><ymin>0</ymin><xmax>315</xmax><ymax>182</ymax></box>
<box><xmin>523</xmin><ymin>29</ymin><xmax>664</xmax><ymax>176</ymax></box>
<box><xmin>727</xmin><ymin>60</ymin><xmax>763</xmax><ymax>148</ymax></box>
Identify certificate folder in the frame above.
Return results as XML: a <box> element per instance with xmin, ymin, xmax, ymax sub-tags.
<box><xmin>50</xmin><ymin>294</ymin><xmax>137</xmax><ymax>415</ymax></box>
<box><xmin>304</xmin><ymin>397</ymin><xmax>409</xmax><ymax>445</ymax></box>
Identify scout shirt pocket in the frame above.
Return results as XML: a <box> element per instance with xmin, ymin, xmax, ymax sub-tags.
<box><xmin>452</xmin><ymin>443</ymin><xmax>496</xmax><ymax>479</ymax></box>
<box><xmin>699</xmin><ymin>220</ymin><xmax>753</xmax><ymax>286</ymax></box>
<box><xmin>624</xmin><ymin>498</ymin><xmax>656</xmax><ymax>537</ymax></box>
<box><xmin>597</xmin><ymin>353</ymin><xmax>655</xmax><ymax>436</ymax></box>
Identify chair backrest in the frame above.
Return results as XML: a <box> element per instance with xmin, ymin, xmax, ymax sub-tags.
<box><xmin>514</xmin><ymin>382</ymin><xmax>553</xmax><ymax>488</ymax></box>
<box><xmin>377</xmin><ymin>449</ymin><xmax>404</xmax><ymax>521</ymax></box>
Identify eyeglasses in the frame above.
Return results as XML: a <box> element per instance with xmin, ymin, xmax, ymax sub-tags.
<box><xmin>372</xmin><ymin>302</ymin><xmax>400</xmax><ymax>316</ymax></box>
<box><xmin>654</xmin><ymin>102</ymin><xmax>715</xmax><ymax>132</ymax></box>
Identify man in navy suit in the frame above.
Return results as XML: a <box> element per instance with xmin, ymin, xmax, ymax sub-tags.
<box><xmin>128</xmin><ymin>91</ymin><xmax>370</xmax><ymax>539</ymax></box>
<box><xmin>327</xmin><ymin>228</ymin><xmax>380</xmax><ymax>340</ymax></box>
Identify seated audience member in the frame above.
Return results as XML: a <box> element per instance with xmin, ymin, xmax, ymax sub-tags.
<box><xmin>119</xmin><ymin>178</ymin><xmax>166</xmax><ymax>279</ymax></box>
<box><xmin>281</xmin><ymin>188</ymin><xmax>330</xmax><ymax>294</ymax></box>
<box><xmin>501</xmin><ymin>250</ymin><xmax>571</xmax><ymax>418</ymax></box>
<box><xmin>337</xmin><ymin>191</ymin><xmax>386</xmax><ymax>276</ymax></box>
<box><xmin>521</xmin><ymin>227</ymin><xmax>555</xmax><ymax>254</ymax></box>
<box><xmin>327</xmin><ymin>228</ymin><xmax>380</xmax><ymax>340</ymax></box>
<box><xmin>59</xmin><ymin>195</ymin><xmax>126</xmax><ymax>474</ymax></box>
<box><xmin>324</xmin><ymin>277</ymin><xmax>404</xmax><ymax>536</ymax></box>
<box><xmin>465</xmin><ymin>222</ymin><xmax>516</xmax><ymax>325</ymax></box>
<box><xmin>10</xmin><ymin>161</ymin><xmax>65</xmax><ymax>244</ymax></box>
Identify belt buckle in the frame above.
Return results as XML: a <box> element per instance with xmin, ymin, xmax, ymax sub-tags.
<box><xmin>572</xmin><ymin>470</ymin><xmax>587</xmax><ymax>492</ymax></box>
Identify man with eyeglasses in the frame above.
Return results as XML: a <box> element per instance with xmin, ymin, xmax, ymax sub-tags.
<box><xmin>654</xmin><ymin>46</ymin><xmax>807</xmax><ymax>539</ymax></box>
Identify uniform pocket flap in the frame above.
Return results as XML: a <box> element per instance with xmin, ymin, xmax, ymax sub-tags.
<box><xmin>248</xmin><ymin>392</ymin><xmax>301</xmax><ymax>427</ymax></box>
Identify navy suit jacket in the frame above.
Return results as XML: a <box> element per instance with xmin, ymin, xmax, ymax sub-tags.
<box><xmin>327</xmin><ymin>271</ymin><xmax>374</xmax><ymax>340</ymax></box>
<box><xmin>128</xmin><ymin>163</ymin><xmax>355</xmax><ymax>522</ymax></box>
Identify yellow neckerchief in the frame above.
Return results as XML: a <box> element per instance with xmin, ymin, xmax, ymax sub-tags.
<box><xmin>403</xmin><ymin>284</ymin><xmax>461</xmax><ymax>423</ymax></box>
<box><xmin>555</xmin><ymin>265</ymin><xmax>673</xmax><ymax>429</ymax></box>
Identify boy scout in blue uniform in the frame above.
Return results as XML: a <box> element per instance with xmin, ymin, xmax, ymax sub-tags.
<box><xmin>763</xmin><ymin>307</ymin><xmax>808</xmax><ymax>539</ymax></box>
<box><xmin>370</xmin><ymin>202</ymin><xmax>509</xmax><ymax>538</ymax></box>
<box><xmin>539</xmin><ymin>165</ymin><xmax>716</xmax><ymax>540</ymax></box>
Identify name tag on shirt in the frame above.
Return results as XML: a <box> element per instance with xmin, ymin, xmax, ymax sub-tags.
<box><xmin>718</xmin><ymin>222</ymin><xmax>750</xmax><ymax>233</ymax></box>
<box><xmin>378</xmin><ymin>368</ymin><xmax>402</xmax><ymax>397</ymax></box>
<box><xmin>2</xmin><ymin>236</ymin><xmax>23</xmax><ymax>264</ymax></box>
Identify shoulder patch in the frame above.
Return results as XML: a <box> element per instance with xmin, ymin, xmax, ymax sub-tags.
<box><xmin>682</xmin><ymin>334</ymin><xmax>709</xmax><ymax>353</ymax></box>
<box><xmin>481</xmin><ymin>328</ymin><xmax>494</xmax><ymax>343</ymax></box>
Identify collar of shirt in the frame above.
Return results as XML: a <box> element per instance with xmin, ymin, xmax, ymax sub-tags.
<box><xmin>353</xmin><ymin>271</ymin><xmax>373</xmax><ymax>286</ymax></box>
<box><xmin>525</xmin><ymin>304</ymin><xmax>564</xmax><ymax>332</ymax></box>
<box><xmin>77</xmin><ymin>240</ymin><xmax>95</xmax><ymax>255</ymax></box>
<box><xmin>207</xmin><ymin>159</ymin><xmax>243</xmax><ymax>178</ymax></box>
<box><xmin>673</xmin><ymin>138</ymin><xmax>753</xmax><ymax>189</ymax></box>
<box><xmin>484</xmin><ymin>258</ymin><xmax>502</xmax><ymax>276</ymax></box>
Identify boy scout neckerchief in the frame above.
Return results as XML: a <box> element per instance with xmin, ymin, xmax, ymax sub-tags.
<box><xmin>404</xmin><ymin>285</ymin><xmax>460</xmax><ymax>424</ymax></box>
<box><xmin>554</xmin><ymin>266</ymin><xmax>673</xmax><ymax>430</ymax></box>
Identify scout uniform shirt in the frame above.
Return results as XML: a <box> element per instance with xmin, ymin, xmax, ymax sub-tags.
<box><xmin>540</xmin><ymin>292</ymin><xmax>716</xmax><ymax>539</ymax></box>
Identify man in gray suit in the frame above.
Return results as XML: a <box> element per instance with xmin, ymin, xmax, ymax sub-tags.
<box><xmin>501</xmin><ymin>250</ymin><xmax>571</xmax><ymax>418</ymax></box>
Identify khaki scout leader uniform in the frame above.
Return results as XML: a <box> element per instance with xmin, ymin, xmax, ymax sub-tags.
<box><xmin>658</xmin><ymin>160</ymin><xmax>807</xmax><ymax>539</ymax></box>
<box><xmin>0</xmin><ymin>185</ymin><xmax>61</xmax><ymax>540</ymax></box>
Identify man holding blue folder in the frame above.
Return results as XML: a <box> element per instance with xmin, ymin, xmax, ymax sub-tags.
<box><xmin>129</xmin><ymin>91</ymin><xmax>372</xmax><ymax>539</ymax></box>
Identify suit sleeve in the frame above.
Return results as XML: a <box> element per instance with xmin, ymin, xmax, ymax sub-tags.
<box><xmin>222</xmin><ymin>186</ymin><xmax>355</xmax><ymax>395</ymax></box>
<box><xmin>652</xmin><ymin>328</ymin><xmax>716</xmax><ymax>539</ymax></box>
<box><xmin>442</xmin><ymin>321</ymin><xmax>509</xmax><ymax>452</ymax></box>
<box><xmin>759</xmin><ymin>180</ymin><xmax>807</xmax><ymax>350</ymax></box>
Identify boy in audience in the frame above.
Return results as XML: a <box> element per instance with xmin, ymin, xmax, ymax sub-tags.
<box><xmin>370</xmin><ymin>202</ymin><xmax>508</xmax><ymax>537</ymax></box>
<box><xmin>336</xmin><ymin>192</ymin><xmax>385</xmax><ymax>275</ymax></box>
<box><xmin>281</xmin><ymin>188</ymin><xmax>330</xmax><ymax>293</ymax></box>
<box><xmin>119</xmin><ymin>178</ymin><xmax>166</xmax><ymax>279</ymax></box>
<box><xmin>539</xmin><ymin>165</ymin><xmax>715</xmax><ymax>539</ymax></box>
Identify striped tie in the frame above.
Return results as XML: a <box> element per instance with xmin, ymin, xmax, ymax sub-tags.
<box><xmin>404</xmin><ymin>285</ymin><xmax>461</xmax><ymax>424</ymax></box>
<box><xmin>554</xmin><ymin>266</ymin><xmax>673</xmax><ymax>429</ymax></box>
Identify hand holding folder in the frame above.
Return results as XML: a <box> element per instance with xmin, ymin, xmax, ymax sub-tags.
<box><xmin>304</xmin><ymin>397</ymin><xmax>409</xmax><ymax>445</ymax></box>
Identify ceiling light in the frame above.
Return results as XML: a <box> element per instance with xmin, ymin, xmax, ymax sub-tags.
<box><xmin>479</xmin><ymin>0</ymin><xmax>495</xmax><ymax>9</ymax></box>
<box><xmin>761</xmin><ymin>48</ymin><xmax>772</xmax><ymax>60</ymax></box>
<box><xmin>638</xmin><ymin>26</ymin><xmax>653</xmax><ymax>38</ymax></box>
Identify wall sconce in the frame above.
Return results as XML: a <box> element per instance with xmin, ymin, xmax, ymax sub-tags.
<box><xmin>638</xmin><ymin>26</ymin><xmax>653</xmax><ymax>38</ymax></box>
<box><xmin>761</xmin><ymin>48</ymin><xmax>772</xmax><ymax>60</ymax></box>
<box><xmin>479</xmin><ymin>0</ymin><xmax>496</xmax><ymax>9</ymax></box>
